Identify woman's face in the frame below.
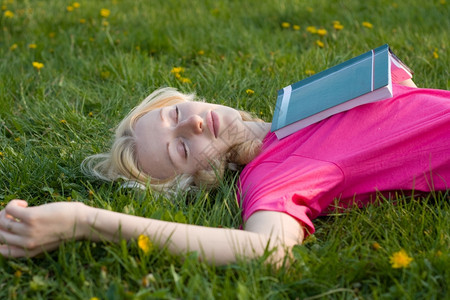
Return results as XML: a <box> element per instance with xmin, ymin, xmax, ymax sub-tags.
<box><xmin>134</xmin><ymin>101</ymin><xmax>248</xmax><ymax>180</ymax></box>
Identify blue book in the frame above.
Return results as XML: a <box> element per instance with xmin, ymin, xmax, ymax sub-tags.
<box><xmin>271</xmin><ymin>44</ymin><xmax>413</xmax><ymax>139</ymax></box>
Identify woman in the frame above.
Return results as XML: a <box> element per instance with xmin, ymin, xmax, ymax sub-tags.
<box><xmin>0</xmin><ymin>74</ymin><xmax>449</xmax><ymax>265</ymax></box>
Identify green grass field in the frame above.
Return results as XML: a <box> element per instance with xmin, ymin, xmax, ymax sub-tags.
<box><xmin>1</xmin><ymin>0</ymin><xmax>449</xmax><ymax>299</ymax></box>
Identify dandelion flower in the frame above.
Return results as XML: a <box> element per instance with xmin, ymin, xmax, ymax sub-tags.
<box><xmin>10</xmin><ymin>43</ymin><xmax>18</xmax><ymax>51</ymax></box>
<box><xmin>433</xmin><ymin>48</ymin><xmax>439</xmax><ymax>59</ymax></box>
<box><xmin>32</xmin><ymin>61</ymin><xmax>44</xmax><ymax>70</ymax></box>
<box><xmin>67</xmin><ymin>6</ymin><xmax>74</xmax><ymax>12</ymax></box>
<box><xmin>317</xmin><ymin>28</ymin><xmax>327</xmax><ymax>36</ymax></box>
<box><xmin>4</xmin><ymin>10</ymin><xmax>14</xmax><ymax>18</ymax></box>
<box><xmin>281</xmin><ymin>22</ymin><xmax>290</xmax><ymax>28</ymax></box>
<box><xmin>0</xmin><ymin>152</ymin><xmax>4</xmax><ymax>158</ymax></box>
<box><xmin>306</xmin><ymin>26</ymin><xmax>317</xmax><ymax>34</ymax></box>
<box><xmin>102</xmin><ymin>20</ymin><xmax>109</xmax><ymax>27</ymax></box>
<box><xmin>180</xmin><ymin>77</ymin><xmax>192</xmax><ymax>84</ymax></box>
<box><xmin>362</xmin><ymin>21</ymin><xmax>373</xmax><ymax>29</ymax></box>
<box><xmin>79</xmin><ymin>18</ymin><xmax>86</xmax><ymax>24</ymax></box>
<box><xmin>100</xmin><ymin>8</ymin><xmax>110</xmax><ymax>18</ymax></box>
<box><xmin>171</xmin><ymin>67</ymin><xmax>185</xmax><ymax>74</ymax></box>
<box><xmin>28</xmin><ymin>43</ymin><xmax>37</xmax><ymax>49</ymax></box>
<box><xmin>197</xmin><ymin>50</ymin><xmax>205</xmax><ymax>55</ymax></box>
<box><xmin>333</xmin><ymin>21</ymin><xmax>344</xmax><ymax>30</ymax></box>
<box><xmin>315</xmin><ymin>40</ymin><xmax>324</xmax><ymax>48</ymax></box>
<box><xmin>246</xmin><ymin>89</ymin><xmax>255</xmax><ymax>96</ymax></box>
<box><xmin>14</xmin><ymin>270</ymin><xmax>22</xmax><ymax>277</ymax></box>
<box><xmin>305</xmin><ymin>69</ymin><xmax>315</xmax><ymax>76</ymax></box>
<box><xmin>138</xmin><ymin>234</ymin><xmax>152</xmax><ymax>254</ymax></box>
<box><xmin>60</xmin><ymin>119</ymin><xmax>67</xmax><ymax>124</ymax></box>
<box><xmin>372</xmin><ymin>242</ymin><xmax>381</xmax><ymax>250</ymax></box>
<box><xmin>390</xmin><ymin>249</ymin><xmax>413</xmax><ymax>268</ymax></box>
<box><xmin>293</xmin><ymin>25</ymin><xmax>300</xmax><ymax>31</ymax></box>
<box><xmin>73</xmin><ymin>2</ymin><xmax>80</xmax><ymax>8</ymax></box>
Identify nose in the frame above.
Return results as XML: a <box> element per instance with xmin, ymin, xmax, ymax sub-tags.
<box><xmin>177</xmin><ymin>115</ymin><xmax>203</xmax><ymax>135</ymax></box>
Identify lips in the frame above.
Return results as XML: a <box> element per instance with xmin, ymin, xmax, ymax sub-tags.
<box><xmin>206</xmin><ymin>111</ymin><xmax>219</xmax><ymax>138</ymax></box>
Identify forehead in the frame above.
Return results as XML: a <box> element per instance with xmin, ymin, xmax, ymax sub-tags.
<box><xmin>134</xmin><ymin>108</ymin><xmax>176</xmax><ymax>180</ymax></box>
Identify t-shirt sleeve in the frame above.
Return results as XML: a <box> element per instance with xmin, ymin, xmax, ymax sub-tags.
<box><xmin>390</xmin><ymin>58</ymin><xmax>413</xmax><ymax>83</ymax></box>
<box><xmin>239</xmin><ymin>155</ymin><xmax>344</xmax><ymax>235</ymax></box>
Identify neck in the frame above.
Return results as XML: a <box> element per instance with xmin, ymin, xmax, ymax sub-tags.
<box><xmin>243</xmin><ymin>121</ymin><xmax>271</xmax><ymax>142</ymax></box>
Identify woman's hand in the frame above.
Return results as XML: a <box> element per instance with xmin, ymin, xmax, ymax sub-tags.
<box><xmin>0</xmin><ymin>199</ymin><xmax>88</xmax><ymax>258</ymax></box>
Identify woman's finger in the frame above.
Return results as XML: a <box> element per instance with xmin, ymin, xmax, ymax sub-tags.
<box><xmin>0</xmin><ymin>240</ymin><xmax>62</xmax><ymax>258</ymax></box>
<box><xmin>4</xmin><ymin>200</ymin><xmax>29</xmax><ymax>222</ymax></box>
<box><xmin>0</xmin><ymin>214</ymin><xmax>27</xmax><ymax>235</ymax></box>
<box><xmin>0</xmin><ymin>228</ymin><xmax>29</xmax><ymax>248</ymax></box>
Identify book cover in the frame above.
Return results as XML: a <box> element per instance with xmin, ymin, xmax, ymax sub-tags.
<box><xmin>271</xmin><ymin>44</ymin><xmax>412</xmax><ymax>139</ymax></box>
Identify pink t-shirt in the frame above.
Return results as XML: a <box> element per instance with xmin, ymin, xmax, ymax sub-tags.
<box><xmin>238</xmin><ymin>84</ymin><xmax>450</xmax><ymax>234</ymax></box>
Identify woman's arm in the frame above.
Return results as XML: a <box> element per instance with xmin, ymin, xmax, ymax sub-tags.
<box><xmin>398</xmin><ymin>78</ymin><xmax>417</xmax><ymax>88</ymax></box>
<box><xmin>0</xmin><ymin>200</ymin><xmax>304</xmax><ymax>265</ymax></box>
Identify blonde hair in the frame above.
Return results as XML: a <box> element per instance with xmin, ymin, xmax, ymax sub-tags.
<box><xmin>81</xmin><ymin>87</ymin><xmax>264</xmax><ymax>192</ymax></box>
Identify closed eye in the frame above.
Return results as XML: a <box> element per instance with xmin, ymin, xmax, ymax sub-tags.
<box><xmin>175</xmin><ymin>106</ymin><xmax>180</xmax><ymax>123</ymax></box>
<box><xmin>177</xmin><ymin>139</ymin><xmax>188</xmax><ymax>159</ymax></box>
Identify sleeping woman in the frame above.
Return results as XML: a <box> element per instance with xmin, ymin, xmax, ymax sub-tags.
<box><xmin>0</xmin><ymin>69</ymin><xmax>448</xmax><ymax>265</ymax></box>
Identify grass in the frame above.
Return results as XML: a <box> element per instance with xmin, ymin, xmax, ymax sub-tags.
<box><xmin>0</xmin><ymin>0</ymin><xmax>449</xmax><ymax>299</ymax></box>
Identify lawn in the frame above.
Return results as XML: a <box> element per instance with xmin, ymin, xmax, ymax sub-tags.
<box><xmin>0</xmin><ymin>0</ymin><xmax>449</xmax><ymax>299</ymax></box>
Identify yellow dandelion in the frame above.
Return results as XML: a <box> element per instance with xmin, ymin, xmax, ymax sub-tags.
<box><xmin>389</xmin><ymin>249</ymin><xmax>413</xmax><ymax>268</ymax></box>
<box><xmin>73</xmin><ymin>2</ymin><xmax>80</xmax><ymax>8</ymax></box>
<box><xmin>67</xmin><ymin>6</ymin><xmax>74</xmax><ymax>12</ymax></box>
<box><xmin>180</xmin><ymin>77</ymin><xmax>191</xmax><ymax>84</ymax></box>
<box><xmin>333</xmin><ymin>23</ymin><xmax>344</xmax><ymax>30</ymax></box>
<box><xmin>440</xmin><ymin>0</ymin><xmax>445</xmax><ymax>4</ymax></box>
<box><xmin>14</xmin><ymin>270</ymin><xmax>22</xmax><ymax>277</ymax></box>
<box><xmin>246</xmin><ymin>89</ymin><xmax>255</xmax><ymax>96</ymax></box>
<box><xmin>90</xmin><ymin>298</ymin><xmax>100</xmax><ymax>300</ymax></box>
<box><xmin>305</xmin><ymin>69</ymin><xmax>315</xmax><ymax>76</ymax></box>
<box><xmin>100</xmin><ymin>8</ymin><xmax>110</xmax><ymax>18</ymax></box>
<box><xmin>197</xmin><ymin>50</ymin><xmax>205</xmax><ymax>55</ymax></box>
<box><xmin>0</xmin><ymin>152</ymin><xmax>3</xmax><ymax>158</ymax></box>
<box><xmin>293</xmin><ymin>25</ymin><xmax>300</xmax><ymax>31</ymax></box>
<box><xmin>372</xmin><ymin>242</ymin><xmax>382</xmax><ymax>250</ymax></box>
<box><xmin>171</xmin><ymin>67</ymin><xmax>185</xmax><ymax>74</ymax></box>
<box><xmin>138</xmin><ymin>234</ymin><xmax>152</xmax><ymax>254</ymax></box>
<box><xmin>362</xmin><ymin>21</ymin><xmax>373</xmax><ymax>29</ymax></box>
<box><xmin>32</xmin><ymin>61</ymin><xmax>44</xmax><ymax>70</ymax></box>
<box><xmin>4</xmin><ymin>10</ymin><xmax>14</xmax><ymax>18</ymax></box>
<box><xmin>281</xmin><ymin>22</ymin><xmax>290</xmax><ymax>28</ymax></box>
<box><xmin>14</xmin><ymin>137</ymin><xmax>20</xmax><ymax>142</ymax></box>
<box><xmin>306</xmin><ymin>26</ymin><xmax>317</xmax><ymax>34</ymax></box>
<box><xmin>315</xmin><ymin>40</ymin><xmax>324</xmax><ymax>48</ymax></box>
<box><xmin>433</xmin><ymin>48</ymin><xmax>439</xmax><ymax>59</ymax></box>
<box><xmin>28</xmin><ymin>43</ymin><xmax>37</xmax><ymax>49</ymax></box>
<box><xmin>60</xmin><ymin>119</ymin><xmax>67</xmax><ymax>124</ymax></box>
<box><xmin>317</xmin><ymin>28</ymin><xmax>327</xmax><ymax>36</ymax></box>
<box><xmin>88</xmin><ymin>111</ymin><xmax>94</xmax><ymax>117</ymax></box>
<box><xmin>79</xmin><ymin>18</ymin><xmax>86</xmax><ymax>24</ymax></box>
<box><xmin>102</xmin><ymin>20</ymin><xmax>109</xmax><ymax>26</ymax></box>
<box><xmin>10</xmin><ymin>43</ymin><xmax>18</xmax><ymax>51</ymax></box>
